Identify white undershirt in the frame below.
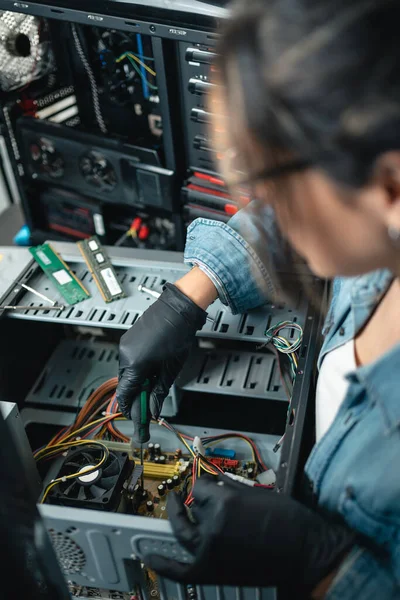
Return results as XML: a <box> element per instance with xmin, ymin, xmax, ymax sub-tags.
<box><xmin>315</xmin><ymin>339</ymin><xmax>356</xmax><ymax>442</ymax></box>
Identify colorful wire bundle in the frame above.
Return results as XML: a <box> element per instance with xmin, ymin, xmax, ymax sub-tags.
<box><xmin>35</xmin><ymin>377</ymin><xmax>270</xmax><ymax>506</ymax></box>
<box><xmin>264</xmin><ymin>320</ymin><xmax>303</xmax><ymax>380</ymax></box>
<box><xmin>116</xmin><ymin>51</ymin><xmax>158</xmax><ymax>90</ymax></box>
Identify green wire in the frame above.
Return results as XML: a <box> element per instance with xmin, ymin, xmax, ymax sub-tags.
<box><xmin>117</xmin><ymin>51</ymin><xmax>155</xmax><ymax>62</ymax></box>
<box><xmin>123</xmin><ymin>54</ymin><xmax>158</xmax><ymax>91</ymax></box>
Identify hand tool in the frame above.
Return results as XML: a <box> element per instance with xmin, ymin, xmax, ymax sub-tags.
<box><xmin>130</xmin><ymin>378</ymin><xmax>151</xmax><ymax>488</ymax></box>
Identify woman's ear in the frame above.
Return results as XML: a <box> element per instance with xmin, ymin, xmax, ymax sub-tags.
<box><xmin>374</xmin><ymin>151</ymin><xmax>400</xmax><ymax>234</ymax></box>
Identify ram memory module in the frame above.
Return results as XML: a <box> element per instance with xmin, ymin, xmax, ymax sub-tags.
<box><xmin>77</xmin><ymin>236</ymin><xmax>126</xmax><ymax>303</ymax></box>
<box><xmin>29</xmin><ymin>243</ymin><xmax>90</xmax><ymax>305</ymax></box>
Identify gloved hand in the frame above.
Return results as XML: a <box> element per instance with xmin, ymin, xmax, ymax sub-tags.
<box><xmin>117</xmin><ymin>282</ymin><xmax>207</xmax><ymax>431</ymax></box>
<box><xmin>145</xmin><ymin>475</ymin><xmax>354</xmax><ymax>593</ymax></box>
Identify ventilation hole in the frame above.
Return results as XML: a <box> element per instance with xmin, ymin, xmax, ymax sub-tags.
<box><xmin>87</xmin><ymin>350</ymin><xmax>95</xmax><ymax>359</ymax></box>
<box><xmin>226</xmin><ymin>380</ymin><xmax>233</xmax><ymax>387</ymax></box>
<box><xmin>98</xmin><ymin>310</ymin><xmax>106</xmax><ymax>322</ymax></box>
<box><xmin>66</xmin><ymin>390</ymin><xmax>73</xmax><ymax>399</ymax></box>
<box><xmin>89</xmin><ymin>310</ymin><xmax>97</xmax><ymax>322</ymax></box>
<box><xmin>130</xmin><ymin>276</ymin><xmax>136</xmax><ymax>283</ymax></box>
<box><xmin>256</xmin><ymin>357</ymin><xmax>263</xmax><ymax>364</ymax></box>
<box><xmin>78</xmin><ymin>348</ymin><xmax>86</xmax><ymax>360</ymax></box>
<box><xmin>81</xmin><ymin>271</ymin><xmax>88</xmax><ymax>281</ymax></box>
<box><xmin>75</xmin><ymin>310</ymin><xmax>83</xmax><ymax>318</ymax></box>
<box><xmin>107</xmin><ymin>351</ymin><xmax>113</xmax><ymax>362</ymax></box>
<box><xmin>99</xmin><ymin>350</ymin><xmax>105</xmax><ymax>361</ymax></box>
<box><xmin>245</xmin><ymin>325</ymin><xmax>254</xmax><ymax>336</ymax></box>
<box><xmin>108</xmin><ymin>313</ymin><xmax>116</xmax><ymax>321</ymax></box>
<box><xmin>48</xmin><ymin>529</ymin><xmax>86</xmax><ymax>575</ymax></box>
<box><xmin>49</xmin><ymin>385</ymin><xmax>58</xmax><ymax>398</ymax></box>
<box><xmin>219</xmin><ymin>323</ymin><xmax>229</xmax><ymax>333</ymax></box>
<box><xmin>57</xmin><ymin>385</ymin><xmax>66</xmax><ymax>399</ymax></box>
<box><xmin>160</xmin><ymin>279</ymin><xmax>166</xmax><ymax>286</ymax></box>
<box><xmin>250</xmin><ymin>382</ymin><xmax>256</xmax><ymax>389</ymax></box>
<box><xmin>233</xmin><ymin>356</ymin><xmax>240</xmax><ymax>362</ymax></box>
<box><xmin>65</xmin><ymin>527</ymin><xmax>77</xmax><ymax>534</ymax></box>
<box><xmin>213</xmin><ymin>311</ymin><xmax>223</xmax><ymax>332</ymax></box>
<box><xmin>203</xmin><ymin>377</ymin><xmax>209</xmax><ymax>384</ymax></box>
<box><xmin>120</xmin><ymin>274</ymin><xmax>127</xmax><ymax>283</ymax></box>
<box><xmin>122</xmin><ymin>313</ymin><xmax>129</xmax><ymax>325</ymax></box>
<box><xmin>131</xmin><ymin>313</ymin><xmax>138</xmax><ymax>325</ymax></box>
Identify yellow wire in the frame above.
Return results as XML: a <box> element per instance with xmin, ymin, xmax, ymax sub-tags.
<box><xmin>199</xmin><ymin>459</ymin><xmax>218</xmax><ymax>475</ymax></box>
<box><xmin>116</xmin><ymin>52</ymin><xmax>156</xmax><ymax>77</ymax></box>
<box><xmin>35</xmin><ymin>438</ymin><xmax>108</xmax><ymax>461</ymax></box>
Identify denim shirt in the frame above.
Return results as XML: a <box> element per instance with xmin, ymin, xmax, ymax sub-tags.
<box><xmin>184</xmin><ymin>206</ymin><xmax>400</xmax><ymax>598</ymax></box>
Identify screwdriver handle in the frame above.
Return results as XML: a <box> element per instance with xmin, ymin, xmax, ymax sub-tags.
<box><xmin>130</xmin><ymin>379</ymin><xmax>151</xmax><ymax>444</ymax></box>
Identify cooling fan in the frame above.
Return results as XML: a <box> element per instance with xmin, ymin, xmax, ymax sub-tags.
<box><xmin>79</xmin><ymin>150</ymin><xmax>117</xmax><ymax>191</ymax></box>
<box><xmin>0</xmin><ymin>11</ymin><xmax>54</xmax><ymax>91</ymax></box>
<box><xmin>48</xmin><ymin>447</ymin><xmax>131</xmax><ymax>511</ymax></box>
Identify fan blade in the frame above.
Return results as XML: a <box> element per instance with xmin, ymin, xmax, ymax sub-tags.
<box><xmin>99</xmin><ymin>475</ymin><xmax>118</xmax><ymax>490</ymax></box>
<box><xmin>78</xmin><ymin>485</ymin><xmax>87</xmax><ymax>501</ymax></box>
<box><xmin>62</xmin><ymin>481</ymin><xmax>77</xmax><ymax>497</ymax></box>
<box><xmin>81</xmin><ymin>451</ymin><xmax>96</xmax><ymax>464</ymax></box>
<box><xmin>89</xmin><ymin>484</ymin><xmax>107</xmax><ymax>499</ymax></box>
<box><xmin>64</xmin><ymin>461</ymin><xmax>83</xmax><ymax>469</ymax></box>
<box><xmin>102</xmin><ymin>458</ymin><xmax>120</xmax><ymax>478</ymax></box>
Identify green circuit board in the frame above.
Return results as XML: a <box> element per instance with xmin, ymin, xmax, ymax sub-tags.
<box><xmin>29</xmin><ymin>243</ymin><xmax>90</xmax><ymax>305</ymax></box>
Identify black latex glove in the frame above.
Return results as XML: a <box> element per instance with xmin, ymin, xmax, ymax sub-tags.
<box><xmin>145</xmin><ymin>475</ymin><xmax>354</xmax><ymax>593</ymax></box>
<box><xmin>117</xmin><ymin>282</ymin><xmax>207</xmax><ymax>430</ymax></box>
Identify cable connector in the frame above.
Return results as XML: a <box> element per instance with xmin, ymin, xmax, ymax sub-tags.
<box><xmin>192</xmin><ymin>436</ymin><xmax>205</xmax><ymax>456</ymax></box>
<box><xmin>224</xmin><ymin>472</ymin><xmax>256</xmax><ymax>487</ymax></box>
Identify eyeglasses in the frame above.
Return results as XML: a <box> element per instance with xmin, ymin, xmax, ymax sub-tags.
<box><xmin>222</xmin><ymin>148</ymin><xmax>311</xmax><ymax>188</ymax></box>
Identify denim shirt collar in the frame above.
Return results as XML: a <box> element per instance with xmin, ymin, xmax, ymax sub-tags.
<box><xmin>347</xmin><ymin>342</ymin><xmax>400</xmax><ymax>433</ymax></box>
<box><xmin>343</xmin><ymin>269</ymin><xmax>399</xmax><ymax>431</ymax></box>
<box><xmin>350</xmin><ymin>269</ymin><xmax>393</xmax><ymax>335</ymax></box>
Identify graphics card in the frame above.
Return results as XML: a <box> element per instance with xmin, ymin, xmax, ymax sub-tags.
<box><xmin>18</xmin><ymin>118</ymin><xmax>176</xmax><ymax>212</ymax></box>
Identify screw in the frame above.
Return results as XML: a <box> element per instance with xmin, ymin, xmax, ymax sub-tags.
<box><xmin>281</xmin><ymin>462</ymin><xmax>287</xmax><ymax>468</ymax></box>
<box><xmin>149</xmin><ymin>24</ymin><xmax>156</xmax><ymax>32</ymax></box>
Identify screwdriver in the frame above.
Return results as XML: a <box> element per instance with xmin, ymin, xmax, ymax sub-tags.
<box><xmin>130</xmin><ymin>379</ymin><xmax>151</xmax><ymax>489</ymax></box>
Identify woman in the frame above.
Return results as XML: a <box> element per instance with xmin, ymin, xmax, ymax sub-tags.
<box><xmin>117</xmin><ymin>0</ymin><xmax>400</xmax><ymax>597</ymax></box>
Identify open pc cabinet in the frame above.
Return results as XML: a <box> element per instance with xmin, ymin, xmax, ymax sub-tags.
<box><xmin>0</xmin><ymin>0</ymin><xmax>233</xmax><ymax>247</ymax></box>
<box><xmin>0</xmin><ymin>242</ymin><xmax>326</xmax><ymax>600</ymax></box>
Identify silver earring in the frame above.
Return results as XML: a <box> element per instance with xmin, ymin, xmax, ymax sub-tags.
<box><xmin>388</xmin><ymin>225</ymin><xmax>400</xmax><ymax>245</ymax></box>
